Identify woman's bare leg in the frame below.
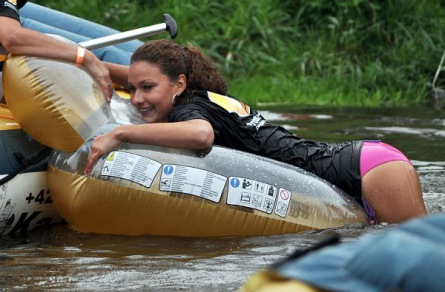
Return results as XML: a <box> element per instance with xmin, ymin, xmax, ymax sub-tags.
<box><xmin>361</xmin><ymin>161</ymin><xmax>427</xmax><ymax>223</ymax></box>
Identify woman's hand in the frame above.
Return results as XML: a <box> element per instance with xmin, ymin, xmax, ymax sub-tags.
<box><xmin>86</xmin><ymin>130</ymin><xmax>122</xmax><ymax>175</ymax></box>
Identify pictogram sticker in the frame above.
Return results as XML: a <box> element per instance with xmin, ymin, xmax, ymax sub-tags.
<box><xmin>275</xmin><ymin>188</ymin><xmax>291</xmax><ymax>217</ymax></box>
<box><xmin>227</xmin><ymin>176</ymin><xmax>278</xmax><ymax>214</ymax></box>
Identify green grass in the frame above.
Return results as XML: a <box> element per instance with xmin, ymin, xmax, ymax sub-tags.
<box><xmin>31</xmin><ymin>0</ymin><xmax>445</xmax><ymax>106</ymax></box>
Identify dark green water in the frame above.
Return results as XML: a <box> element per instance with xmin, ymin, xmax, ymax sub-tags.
<box><xmin>0</xmin><ymin>105</ymin><xmax>444</xmax><ymax>291</ymax></box>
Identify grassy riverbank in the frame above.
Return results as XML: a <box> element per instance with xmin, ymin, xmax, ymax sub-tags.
<box><xmin>33</xmin><ymin>0</ymin><xmax>445</xmax><ymax>106</ymax></box>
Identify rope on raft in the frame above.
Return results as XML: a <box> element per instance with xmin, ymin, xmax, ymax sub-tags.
<box><xmin>0</xmin><ymin>147</ymin><xmax>52</xmax><ymax>186</ymax></box>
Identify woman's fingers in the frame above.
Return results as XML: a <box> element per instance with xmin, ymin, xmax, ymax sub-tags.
<box><xmin>85</xmin><ymin>151</ymin><xmax>96</xmax><ymax>175</ymax></box>
<box><xmin>86</xmin><ymin>143</ymin><xmax>102</xmax><ymax>175</ymax></box>
<box><xmin>85</xmin><ymin>132</ymin><xmax>120</xmax><ymax>175</ymax></box>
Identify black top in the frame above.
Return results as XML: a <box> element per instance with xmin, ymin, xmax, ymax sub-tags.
<box><xmin>169</xmin><ymin>91</ymin><xmax>363</xmax><ymax>197</ymax></box>
<box><xmin>0</xmin><ymin>0</ymin><xmax>26</xmax><ymax>20</ymax></box>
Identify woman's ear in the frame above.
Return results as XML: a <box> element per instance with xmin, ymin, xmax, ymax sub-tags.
<box><xmin>176</xmin><ymin>74</ymin><xmax>187</xmax><ymax>95</ymax></box>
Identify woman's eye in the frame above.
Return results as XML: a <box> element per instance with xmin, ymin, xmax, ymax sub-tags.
<box><xmin>143</xmin><ymin>84</ymin><xmax>154</xmax><ymax>91</ymax></box>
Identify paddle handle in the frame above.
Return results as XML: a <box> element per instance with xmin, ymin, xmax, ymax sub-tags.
<box><xmin>79</xmin><ymin>14</ymin><xmax>178</xmax><ymax>50</ymax></box>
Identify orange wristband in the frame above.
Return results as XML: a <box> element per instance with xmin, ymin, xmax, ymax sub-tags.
<box><xmin>76</xmin><ymin>47</ymin><xmax>86</xmax><ymax>65</ymax></box>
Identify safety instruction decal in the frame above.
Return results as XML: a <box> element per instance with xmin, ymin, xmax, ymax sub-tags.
<box><xmin>159</xmin><ymin>165</ymin><xmax>226</xmax><ymax>203</ymax></box>
<box><xmin>101</xmin><ymin>151</ymin><xmax>161</xmax><ymax>188</ymax></box>
<box><xmin>227</xmin><ymin>178</ymin><xmax>291</xmax><ymax>217</ymax></box>
<box><xmin>227</xmin><ymin>177</ymin><xmax>277</xmax><ymax>214</ymax></box>
<box><xmin>274</xmin><ymin>188</ymin><xmax>291</xmax><ymax>218</ymax></box>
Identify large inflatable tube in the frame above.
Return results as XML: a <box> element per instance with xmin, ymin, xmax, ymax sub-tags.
<box><xmin>3</xmin><ymin>56</ymin><xmax>368</xmax><ymax>237</ymax></box>
<box><xmin>3</xmin><ymin>55</ymin><xmax>108</xmax><ymax>152</ymax></box>
<box><xmin>49</xmin><ymin>138</ymin><xmax>368</xmax><ymax>237</ymax></box>
<box><xmin>0</xmin><ymin>104</ymin><xmax>62</xmax><ymax>235</ymax></box>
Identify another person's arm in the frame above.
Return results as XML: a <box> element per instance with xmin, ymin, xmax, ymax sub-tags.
<box><xmin>105</xmin><ymin>62</ymin><xmax>129</xmax><ymax>88</ymax></box>
<box><xmin>0</xmin><ymin>16</ymin><xmax>114</xmax><ymax>100</ymax></box>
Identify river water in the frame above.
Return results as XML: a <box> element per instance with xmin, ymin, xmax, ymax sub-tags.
<box><xmin>0</xmin><ymin>105</ymin><xmax>444</xmax><ymax>291</ymax></box>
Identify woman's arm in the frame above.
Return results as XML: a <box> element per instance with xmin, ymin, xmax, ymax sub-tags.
<box><xmin>117</xmin><ymin>119</ymin><xmax>214</xmax><ymax>149</ymax></box>
<box><xmin>86</xmin><ymin>119</ymin><xmax>214</xmax><ymax>172</ymax></box>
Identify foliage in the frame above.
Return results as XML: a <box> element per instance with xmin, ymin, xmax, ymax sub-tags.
<box><xmin>32</xmin><ymin>0</ymin><xmax>445</xmax><ymax>106</ymax></box>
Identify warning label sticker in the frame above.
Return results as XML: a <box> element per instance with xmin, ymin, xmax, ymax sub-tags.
<box><xmin>274</xmin><ymin>188</ymin><xmax>291</xmax><ymax>217</ymax></box>
<box><xmin>159</xmin><ymin>165</ymin><xmax>226</xmax><ymax>203</ymax></box>
<box><xmin>101</xmin><ymin>151</ymin><xmax>162</xmax><ymax>188</ymax></box>
<box><xmin>227</xmin><ymin>177</ymin><xmax>278</xmax><ymax>214</ymax></box>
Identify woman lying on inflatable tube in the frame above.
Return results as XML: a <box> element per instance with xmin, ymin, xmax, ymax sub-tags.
<box><xmin>3</xmin><ymin>54</ymin><xmax>368</xmax><ymax>236</ymax></box>
<box><xmin>86</xmin><ymin>39</ymin><xmax>427</xmax><ymax>224</ymax></box>
<box><xmin>2</xmin><ymin>38</ymin><xmax>426</xmax><ymax>235</ymax></box>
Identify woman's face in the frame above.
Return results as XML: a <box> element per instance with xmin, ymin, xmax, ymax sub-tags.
<box><xmin>128</xmin><ymin>61</ymin><xmax>183</xmax><ymax>123</ymax></box>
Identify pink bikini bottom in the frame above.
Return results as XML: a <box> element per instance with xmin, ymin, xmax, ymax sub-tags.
<box><xmin>360</xmin><ymin>141</ymin><xmax>411</xmax><ymax>177</ymax></box>
<box><xmin>360</xmin><ymin>141</ymin><xmax>412</xmax><ymax>224</ymax></box>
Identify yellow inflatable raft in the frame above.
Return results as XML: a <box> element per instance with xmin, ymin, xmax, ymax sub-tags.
<box><xmin>3</xmin><ymin>55</ymin><xmax>368</xmax><ymax>237</ymax></box>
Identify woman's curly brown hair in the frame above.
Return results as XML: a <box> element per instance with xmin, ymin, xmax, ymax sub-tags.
<box><xmin>131</xmin><ymin>39</ymin><xmax>227</xmax><ymax>103</ymax></box>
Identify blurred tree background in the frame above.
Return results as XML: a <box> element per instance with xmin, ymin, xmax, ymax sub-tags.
<box><xmin>33</xmin><ymin>0</ymin><xmax>445</xmax><ymax>106</ymax></box>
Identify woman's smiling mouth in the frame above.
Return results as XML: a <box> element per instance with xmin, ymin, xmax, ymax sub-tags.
<box><xmin>139</xmin><ymin>105</ymin><xmax>155</xmax><ymax>114</ymax></box>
